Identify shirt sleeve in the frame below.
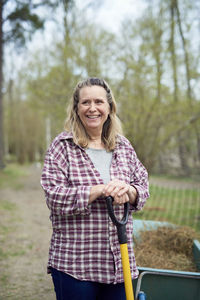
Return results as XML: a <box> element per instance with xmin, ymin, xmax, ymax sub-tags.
<box><xmin>129</xmin><ymin>147</ymin><xmax>150</xmax><ymax>212</ymax></box>
<box><xmin>41</xmin><ymin>150</ymin><xmax>92</xmax><ymax>216</ymax></box>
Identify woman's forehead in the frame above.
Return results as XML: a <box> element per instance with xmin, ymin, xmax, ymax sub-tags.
<box><xmin>79</xmin><ymin>85</ymin><xmax>107</xmax><ymax>100</ymax></box>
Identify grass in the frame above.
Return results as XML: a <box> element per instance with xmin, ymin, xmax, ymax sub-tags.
<box><xmin>134</xmin><ymin>184</ymin><xmax>200</xmax><ymax>233</ymax></box>
<box><xmin>0</xmin><ymin>163</ymin><xmax>28</xmax><ymax>189</ymax></box>
<box><xmin>0</xmin><ymin>165</ymin><xmax>27</xmax><ymax>262</ymax></box>
<box><xmin>0</xmin><ymin>198</ymin><xmax>22</xmax><ymax>261</ymax></box>
<box><xmin>0</xmin><ymin>199</ymin><xmax>17</xmax><ymax>238</ymax></box>
<box><xmin>0</xmin><ymin>199</ymin><xmax>17</xmax><ymax>211</ymax></box>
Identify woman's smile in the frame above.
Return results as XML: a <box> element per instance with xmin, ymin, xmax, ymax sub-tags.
<box><xmin>87</xmin><ymin>115</ymin><xmax>100</xmax><ymax>119</ymax></box>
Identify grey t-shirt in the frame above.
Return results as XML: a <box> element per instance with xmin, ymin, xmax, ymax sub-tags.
<box><xmin>85</xmin><ymin>148</ymin><xmax>113</xmax><ymax>184</ymax></box>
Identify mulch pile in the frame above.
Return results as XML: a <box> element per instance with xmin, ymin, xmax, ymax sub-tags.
<box><xmin>133</xmin><ymin>226</ymin><xmax>200</xmax><ymax>272</ymax></box>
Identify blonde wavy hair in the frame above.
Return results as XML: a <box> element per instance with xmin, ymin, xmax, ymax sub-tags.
<box><xmin>64</xmin><ymin>77</ymin><xmax>123</xmax><ymax>151</ymax></box>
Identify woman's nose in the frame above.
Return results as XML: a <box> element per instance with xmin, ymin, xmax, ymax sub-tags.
<box><xmin>89</xmin><ymin>102</ymin><xmax>96</xmax><ymax>111</ymax></box>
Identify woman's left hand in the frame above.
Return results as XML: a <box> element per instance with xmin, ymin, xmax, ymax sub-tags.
<box><xmin>103</xmin><ymin>179</ymin><xmax>129</xmax><ymax>198</ymax></box>
<box><xmin>103</xmin><ymin>179</ymin><xmax>138</xmax><ymax>205</ymax></box>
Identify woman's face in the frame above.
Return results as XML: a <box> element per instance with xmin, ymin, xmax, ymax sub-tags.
<box><xmin>77</xmin><ymin>85</ymin><xmax>110</xmax><ymax>136</ymax></box>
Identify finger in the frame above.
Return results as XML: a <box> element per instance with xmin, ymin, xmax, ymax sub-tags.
<box><xmin>105</xmin><ymin>186</ymin><xmax>125</xmax><ymax>197</ymax></box>
<box><xmin>119</xmin><ymin>194</ymin><xmax>129</xmax><ymax>205</ymax></box>
<box><xmin>116</xmin><ymin>188</ymin><xmax>128</xmax><ymax>197</ymax></box>
<box><xmin>113</xmin><ymin>195</ymin><xmax>121</xmax><ymax>205</ymax></box>
<box><xmin>110</xmin><ymin>186</ymin><xmax>123</xmax><ymax>197</ymax></box>
<box><xmin>113</xmin><ymin>194</ymin><xmax>127</xmax><ymax>206</ymax></box>
<box><xmin>103</xmin><ymin>181</ymin><xmax>119</xmax><ymax>196</ymax></box>
<box><xmin>117</xmin><ymin>185</ymin><xmax>129</xmax><ymax>197</ymax></box>
<box><xmin>103</xmin><ymin>180</ymin><xmax>128</xmax><ymax>197</ymax></box>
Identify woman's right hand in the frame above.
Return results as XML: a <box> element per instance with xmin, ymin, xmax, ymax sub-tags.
<box><xmin>89</xmin><ymin>184</ymin><xmax>105</xmax><ymax>204</ymax></box>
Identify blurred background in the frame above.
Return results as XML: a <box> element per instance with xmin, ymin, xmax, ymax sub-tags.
<box><xmin>0</xmin><ymin>1</ymin><xmax>200</xmax><ymax>299</ymax></box>
<box><xmin>1</xmin><ymin>0</ymin><xmax>200</xmax><ymax>176</ymax></box>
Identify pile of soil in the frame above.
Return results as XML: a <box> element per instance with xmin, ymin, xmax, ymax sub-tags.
<box><xmin>134</xmin><ymin>226</ymin><xmax>199</xmax><ymax>272</ymax></box>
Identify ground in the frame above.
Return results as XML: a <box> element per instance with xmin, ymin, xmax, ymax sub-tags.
<box><xmin>0</xmin><ymin>165</ymin><xmax>54</xmax><ymax>300</ymax></box>
<box><xmin>0</xmin><ymin>165</ymin><xmax>199</xmax><ymax>299</ymax></box>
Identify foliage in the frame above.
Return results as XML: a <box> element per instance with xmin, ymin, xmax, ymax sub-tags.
<box><xmin>1</xmin><ymin>0</ymin><xmax>72</xmax><ymax>168</ymax></box>
<box><xmin>4</xmin><ymin>2</ymin><xmax>44</xmax><ymax>47</ymax></box>
<box><xmin>2</xmin><ymin>0</ymin><xmax>200</xmax><ymax>176</ymax></box>
<box><xmin>113</xmin><ymin>0</ymin><xmax>200</xmax><ymax>173</ymax></box>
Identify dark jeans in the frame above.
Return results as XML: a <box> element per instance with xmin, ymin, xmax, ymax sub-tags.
<box><xmin>51</xmin><ymin>267</ymin><xmax>126</xmax><ymax>300</ymax></box>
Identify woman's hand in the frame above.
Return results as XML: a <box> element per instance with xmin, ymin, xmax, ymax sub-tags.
<box><xmin>103</xmin><ymin>179</ymin><xmax>129</xmax><ymax>197</ymax></box>
<box><xmin>112</xmin><ymin>192</ymin><xmax>129</xmax><ymax>205</ymax></box>
<box><xmin>89</xmin><ymin>184</ymin><xmax>105</xmax><ymax>204</ymax></box>
<box><xmin>103</xmin><ymin>179</ymin><xmax>138</xmax><ymax>206</ymax></box>
<box><xmin>89</xmin><ymin>180</ymin><xmax>138</xmax><ymax>206</ymax></box>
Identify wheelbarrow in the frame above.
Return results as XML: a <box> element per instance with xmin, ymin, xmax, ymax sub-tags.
<box><xmin>106</xmin><ymin>196</ymin><xmax>146</xmax><ymax>300</ymax></box>
<box><xmin>134</xmin><ymin>267</ymin><xmax>200</xmax><ymax>300</ymax></box>
<box><xmin>132</xmin><ymin>224</ymin><xmax>200</xmax><ymax>300</ymax></box>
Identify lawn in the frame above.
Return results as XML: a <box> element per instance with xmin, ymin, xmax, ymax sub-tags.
<box><xmin>134</xmin><ymin>184</ymin><xmax>200</xmax><ymax>233</ymax></box>
<box><xmin>0</xmin><ymin>163</ymin><xmax>28</xmax><ymax>189</ymax></box>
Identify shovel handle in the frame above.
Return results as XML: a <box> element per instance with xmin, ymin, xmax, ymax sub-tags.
<box><xmin>105</xmin><ymin>196</ymin><xmax>134</xmax><ymax>300</ymax></box>
<box><xmin>105</xmin><ymin>196</ymin><xmax>129</xmax><ymax>226</ymax></box>
<box><xmin>105</xmin><ymin>196</ymin><xmax>130</xmax><ymax>244</ymax></box>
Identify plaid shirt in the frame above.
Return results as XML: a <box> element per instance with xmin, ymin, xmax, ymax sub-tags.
<box><xmin>41</xmin><ymin>131</ymin><xmax>149</xmax><ymax>284</ymax></box>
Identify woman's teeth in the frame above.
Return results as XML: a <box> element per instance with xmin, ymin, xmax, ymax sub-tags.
<box><xmin>87</xmin><ymin>116</ymin><xmax>99</xmax><ymax>119</ymax></box>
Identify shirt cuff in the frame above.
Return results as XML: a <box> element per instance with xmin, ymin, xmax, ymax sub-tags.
<box><xmin>129</xmin><ymin>184</ymin><xmax>148</xmax><ymax>212</ymax></box>
<box><xmin>77</xmin><ymin>186</ymin><xmax>92</xmax><ymax>215</ymax></box>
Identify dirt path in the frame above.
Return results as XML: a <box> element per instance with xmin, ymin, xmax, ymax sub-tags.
<box><xmin>0</xmin><ymin>165</ymin><xmax>55</xmax><ymax>300</ymax></box>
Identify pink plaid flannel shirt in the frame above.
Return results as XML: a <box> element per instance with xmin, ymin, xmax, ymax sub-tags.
<box><xmin>41</xmin><ymin>131</ymin><xmax>149</xmax><ymax>284</ymax></box>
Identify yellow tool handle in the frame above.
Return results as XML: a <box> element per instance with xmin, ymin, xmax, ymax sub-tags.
<box><xmin>120</xmin><ymin>243</ymin><xmax>134</xmax><ymax>300</ymax></box>
<box><xmin>105</xmin><ymin>197</ymin><xmax>134</xmax><ymax>300</ymax></box>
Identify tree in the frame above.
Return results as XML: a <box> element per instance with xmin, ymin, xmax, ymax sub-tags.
<box><xmin>115</xmin><ymin>0</ymin><xmax>200</xmax><ymax>174</ymax></box>
<box><xmin>0</xmin><ymin>1</ymin><xmax>3</xmax><ymax>168</ymax></box>
<box><xmin>0</xmin><ymin>0</ymin><xmax>74</xmax><ymax>168</ymax></box>
<box><xmin>0</xmin><ymin>1</ymin><xmax>43</xmax><ymax>168</ymax></box>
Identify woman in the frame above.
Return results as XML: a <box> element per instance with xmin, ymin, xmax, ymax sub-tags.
<box><xmin>41</xmin><ymin>77</ymin><xmax>149</xmax><ymax>300</ymax></box>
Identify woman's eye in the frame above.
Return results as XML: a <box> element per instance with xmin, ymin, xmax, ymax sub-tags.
<box><xmin>96</xmin><ymin>99</ymin><xmax>103</xmax><ymax>104</ymax></box>
<box><xmin>82</xmin><ymin>100</ymin><xmax>90</xmax><ymax>105</ymax></box>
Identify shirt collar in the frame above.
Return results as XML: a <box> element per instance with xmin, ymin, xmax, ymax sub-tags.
<box><xmin>58</xmin><ymin>131</ymin><xmax>123</xmax><ymax>150</ymax></box>
<box><xmin>58</xmin><ymin>131</ymin><xmax>73</xmax><ymax>140</ymax></box>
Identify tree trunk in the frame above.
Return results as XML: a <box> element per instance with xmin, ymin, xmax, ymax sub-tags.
<box><xmin>154</xmin><ymin>5</ymin><xmax>163</xmax><ymax>103</ymax></box>
<box><xmin>0</xmin><ymin>1</ymin><xmax>4</xmax><ymax>168</ymax></box>
<box><xmin>193</xmin><ymin>123</ymin><xmax>200</xmax><ymax>165</ymax></box>
<box><xmin>178</xmin><ymin>134</ymin><xmax>190</xmax><ymax>176</ymax></box>
<box><xmin>196</xmin><ymin>129</ymin><xmax>200</xmax><ymax>162</ymax></box>
<box><xmin>45</xmin><ymin>116</ymin><xmax>51</xmax><ymax>149</ymax></box>
<box><xmin>170</xmin><ymin>0</ymin><xmax>178</xmax><ymax>103</ymax></box>
<box><xmin>169</xmin><ymin>0</ymin><xmax>190</xmax><ymax>174</ymax></box>
<box><xmin>175</xmin><ymin>0</ymin><xmax>192</xmax><ymax>101</ymax></box>
<box><xmin>155</xmin><ymin>51</ymin><xmax>162</xmax><ymax>102</ymax></box>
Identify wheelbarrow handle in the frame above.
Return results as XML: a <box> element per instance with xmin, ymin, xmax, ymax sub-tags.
<box><xmin>105</xmin><ymin>196</ymin><xmax>130</xmax><ymax>244</ymax></box>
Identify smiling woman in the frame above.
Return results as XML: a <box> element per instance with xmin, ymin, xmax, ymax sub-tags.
<box><xmin>41</xmin><ymin>77</ymin><xmax>149</xmax><ymax>300</ymax></box>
